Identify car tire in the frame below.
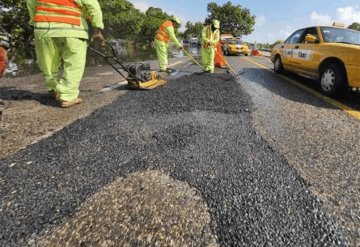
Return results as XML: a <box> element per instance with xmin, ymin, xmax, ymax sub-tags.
<box><xmin>274</xmin><ymin>56</ymin><xmax>284</xmax><ymax>73</ymax></box>
<box><xmin>319</xmin><ymin>63</ymin><xmax>345</xmax><ymax>97</ymax></box>
<box><xmin>224</xmin><ymin>49</ymin><xmax>229</xmax><ymax>56</ymax></box>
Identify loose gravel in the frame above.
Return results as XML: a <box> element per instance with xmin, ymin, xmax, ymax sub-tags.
<box><xmin>0</xmin><ymin>70</ymin><xmax>348</xmax><ymax>246</ymax></box>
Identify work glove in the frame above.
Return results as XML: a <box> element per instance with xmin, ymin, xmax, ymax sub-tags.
<box><xmin>91</xmin><ymin>28</ymin><xmax>105</xmax><ymax>46</ymax></box>
<box><xmin>179</xmin><ymin>46</ymin><xmax>184</xmax><ymax>50</ymax></box>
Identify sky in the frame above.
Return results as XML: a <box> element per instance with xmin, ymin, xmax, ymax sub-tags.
<box><xmin>128</xmin><ymin>0</ymin><xmax>360</xmax><ymax>43</ymax></box>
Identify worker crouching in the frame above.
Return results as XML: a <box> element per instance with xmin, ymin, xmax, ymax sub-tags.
<box><xmin>201</xmin><ymin>20</ymin><xmax>220</xmax><ymax>73</ymax></box>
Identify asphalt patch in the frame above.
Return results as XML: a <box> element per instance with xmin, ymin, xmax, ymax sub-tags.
<box><xmin>0</xmin><ymin>72</ymin><xmax>348</xmax><ymax>246</ymax></box>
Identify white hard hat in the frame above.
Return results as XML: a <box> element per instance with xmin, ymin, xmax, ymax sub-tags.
<box><xmin>171</xmin><ymin>16</ymin><xmax>181</xmax><ymax>25</ymax></box>
<box><xmin>212</xmin><ymin>20</ymin><xmax>220</xmax><ymax>29</ymax></box>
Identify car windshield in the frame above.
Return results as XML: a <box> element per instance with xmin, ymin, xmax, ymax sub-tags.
<box><xmin>321</xmin><ymin>27</ymin><xmax>360</xmax><ymax>45</ymax></box>
<box><xmin>228</xmin><ymin>40</ymin><xmax>241</xmax><ymax>45</ymax></box>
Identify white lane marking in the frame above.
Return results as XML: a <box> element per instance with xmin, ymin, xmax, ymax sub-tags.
<box><xmin>100</xmin><ymin>81</ymin><xmax>128</xmax><ymax>92</ymax></box>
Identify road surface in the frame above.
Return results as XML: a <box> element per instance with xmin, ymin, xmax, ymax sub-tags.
<box><xmin>0</xmin><ymin>54</ymin><xmax>358</xmax><ymax>246</ymax></box>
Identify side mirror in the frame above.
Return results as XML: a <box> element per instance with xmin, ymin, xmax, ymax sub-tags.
<box><xmin>305</xmin><ymin>34</ymin><xmax>319</xmax><ymax>44</ymax></box>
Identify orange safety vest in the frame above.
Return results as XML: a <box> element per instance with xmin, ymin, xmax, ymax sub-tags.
<box><xmin>202</xmin><ymin>25</ymin><xmax>220</xmax><ymax>48</ymax></box>
<box><xmin>0</xmin><ymin>47</ymin><xmax>6</xmax><ymax>77</ymax></box>
<box><xmin>155</xmin><ymin>21</ymin><xmax>173</xmax><ymax>43</ymax></box>
<box><xmin>34</xmin><ymin>0</ymin><xmax>82</xmax><ymax>26</ymax></box>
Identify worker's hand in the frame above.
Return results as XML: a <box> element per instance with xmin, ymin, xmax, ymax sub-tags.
<box><xmin>179</xmin><ymin>46</ymin><xmax>184</xmax><ymax>50</ymax></box>
<box><xmin>91</xmin><ymin>28</ymin><xmax>105</xmax><ymax>46</ymax></box>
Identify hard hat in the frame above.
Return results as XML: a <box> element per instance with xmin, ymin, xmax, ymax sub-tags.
<box><xmin>171</xmin><ymin>16</ymin><xmax>181</xmax><ymax>25</ymax></box>
<box><xmin>212</xmin><ymin>20</ymin><xmax>220</xmax><ymax>29</ymax></box>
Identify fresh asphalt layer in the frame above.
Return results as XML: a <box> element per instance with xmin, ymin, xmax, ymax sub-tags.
<box><xmin>0</xmin><ymin>69</ymin><xmax>348</xmax><ymax>246</ymax></box>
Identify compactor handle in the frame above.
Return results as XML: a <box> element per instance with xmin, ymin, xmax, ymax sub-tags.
<box><xmin>88</xmin><ymin>41</ymin><xmax>118</xmax><ymax>59</ymax></box>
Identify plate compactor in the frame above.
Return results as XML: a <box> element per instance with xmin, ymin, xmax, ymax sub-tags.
<box><xmin>88</xmin><ymin>41</ymin><xmax>166</xmax><ymax>90</ymax></box>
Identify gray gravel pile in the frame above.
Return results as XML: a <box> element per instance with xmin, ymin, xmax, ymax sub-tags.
<box><xmin>0</xmin><ymin>72</ymin><xmax>348</xmax><ymax>246</ymax></box>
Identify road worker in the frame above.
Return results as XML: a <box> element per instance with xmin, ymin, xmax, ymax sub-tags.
<box><xmin>154</xmin><ymin>16</ymin><xmax>183</xmax><ymax>73</ymax></box>
<box><xmin>26</xmin><ymin>0</ymin><xmax>104</xmax><ymax>108</ymax></box>
<box><xmin>201</xmin><ymin>20</ymin><xmax>220</xmax><ymax>73</ymax></box>
<box><xmin>0</xmin><ymin>33</ymin><xmax>10</xmax><ymax>78</ymax></box>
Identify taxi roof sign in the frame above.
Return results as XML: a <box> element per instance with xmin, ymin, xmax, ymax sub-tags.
<box><xmin>332</xmin><ymin>22</ymin><xmax>345</xmax><ymax>28</ymax></box>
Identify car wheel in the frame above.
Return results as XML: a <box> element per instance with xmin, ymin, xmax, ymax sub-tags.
<box><xmin>274</xmin><ymin>56</ymin><xmax>284</xmax><ymax>73</ymax></box>
<box><xmin>224</xmin><ymin>49</ymin><xmax>229</xmax><ymax>56</ymax></box>
<box><xmin>319</xmin><ymin>63</ymin><xmax>345</xmax><ymax>97</ymax></box>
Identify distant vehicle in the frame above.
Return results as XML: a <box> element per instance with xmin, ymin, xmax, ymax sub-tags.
<box><xmin>108</xmin><ymin>39</ymin><xmax>124</xmax><ymax>55</ymax></box>
<box><xmin>222</xmin><ymin>38</ymin><xmax>250</xmax><ymax>56</ymax></box>
<box><xmin>189</xmin><ymin>38</ymin><xmax>200</xmax><ymax>46</ymax></box>
<box><xmin>271</xmin><ymin>23</ymin><xmax>360</xmax><ymax>96</ymax></box>
<box><xmin>220</xmin><ymin>33</ymin><xmax>234</xmax><ymax>41</ymax></box>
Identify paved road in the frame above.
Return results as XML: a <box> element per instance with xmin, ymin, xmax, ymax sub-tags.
<box><xmin>228</xmin><ymin>54</ymin><xmax>360</xmax><ymax>246</ymax></box>
<box><xmin>0</xmin><ymin>57</ymin><xmax>357</xmax><ymax>246</ymax></box>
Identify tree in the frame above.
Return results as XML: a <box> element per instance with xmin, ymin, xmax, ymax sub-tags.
<box><xmin>137</xmin><ymin>7</ymin><xmax>170</xmax><ymax>44</ymax></box>
<box><xmin>205</xmin><ymin>1</ymin><xmax>255</xmax><ymax>38</ymax></box>
<box><xmin>348</xmin><ymin>22</ymin><xmax>360</xmax><ymax>31</ymax></box>
<box><xmin>98</xmin><ymin>0</ymin><xmax>144</xmax><ymax>40</ymax></box>
<box><xmin>0</xmin><ymin>0</ymin><xmax>33</xmax><ymax>57</ymax></box>
<box><xmin>184</xmin><ymin>21</ymin><xmax>204</xmax><ymax>39</ymax></box>
<box><xmin>271</xmin><ymin>40</ymin><xmax>284</xmax><ymax>48</ymax></box>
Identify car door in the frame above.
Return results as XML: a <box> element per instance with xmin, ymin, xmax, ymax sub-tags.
<box><xmin>291</xmin><ymin>27</ymin><xmax>320</xmax><ymax>78</ymax></box>
<box><xmin>281</xmin><ymin>29</ymin><xmax>305</xmax><ymax>71</ymax></box>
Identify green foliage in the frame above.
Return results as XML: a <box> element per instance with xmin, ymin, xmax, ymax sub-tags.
<box><xmin>0</xmin><ymin>0</ymin><xmax>179</xmax><ymax>60</ymax></box>
<box><xmin>184</xmin><ymin>21</ymin><xmax>204</xmax><ymax>39</ymax></box>
<box><xmin>205</xmin><ymin>1</ymin><xmax>255</xmax><ymax>37</ymax></box>
<box><xmin>271</xmin><ymin>40</ymin><xmax>284</xmax><ymax>48</ymax></box>
<box><xmin>0</xmin><ymin>0</ymin><xmax>33</xmax><ymax>55</ymax></box>
<box><xmin>137</xmin><ymin>7</ymin><xmax>170</xmax><ymax>44</ymax></box>
<box><xmin>256</xmin><ymin>42</ymin><xmax>271</xmax><ymax>49</ymax></box>
<box><xmin>348</xmin><ymin>22</ymin><xmax>360</xmax><ymax>31</ymax></box>
<box><xmin>98</xmin><ymin>0</ymin><xmax>144</xmax><ymax>40</ymax></box>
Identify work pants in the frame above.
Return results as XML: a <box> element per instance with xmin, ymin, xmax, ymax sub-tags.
<box><xmin>201</xmin><ymin>46</ymin><xmax>215</xmax><ymax>73</ymax></box>
<box><xmin>35</xmin><ymin>37</ymin><xmax>87</xmax><ymax>101</ymax></box>
<box><xmin>154</xmin><ymin>39</ymin><xmax>169</xmax><ymax>71</ymax></box>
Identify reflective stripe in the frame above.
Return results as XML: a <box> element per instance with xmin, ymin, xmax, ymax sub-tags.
<box><xmin>36</xmin><ymin>6</ymin><xmax>81</xmax><ymax>17</ymax></box>
<box><xmin>37</xmin><ymin>0</ymin><xmax>80</xmax><ymax>9</ymax></box>
<box><xmin>34</xmin><ymin>16</ymin><xmax>81</xmax><ymax>26</ymax></box>
<box><xmin>203</xmin><ymin>25</ymin><xmax>219</xmax><ymax>48</ymax></box>
<box><xmin>155</xmin><ymin>21</ymin><xmax>173</xmax><ymax>43</ymax></box>
<box><xmin>35</xmin><ymin>0</ymin><xmax>81</xmax><ymax>26</ymax></box>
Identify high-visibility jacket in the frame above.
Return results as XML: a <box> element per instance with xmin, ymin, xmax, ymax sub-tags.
<box><xmin>201</xmin><ymin>25</ymin><xmax>220</xmax><ymax>48</ymax></box>
<box><xmin>26</xmin><ymin>0</ymin><xmax>104</xmax><ymax>39</ymax></box>
<box><xmin>155</xmin><ymin>21</ymin><xmax>174</xmax><ymax>43</ymax></box>
<box><xmin>34</xmin><ymin>0</ymin><xmax>82</xmax><ymax>26</ymax></box>
<box><xmin>0</xmin><ymin>47</ymin><xmax>6</xmax><ymax>77</ymax></box>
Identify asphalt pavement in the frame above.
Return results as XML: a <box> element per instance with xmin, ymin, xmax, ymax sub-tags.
<box><xmin>231</xmin><ymin>55</ymin><xmax>360</xmax><ymax>246</ymax></box>
<box><xmin>0</xmin><ymin>67</ymin><xmax>349</xmax><ymax>246</ymax></box>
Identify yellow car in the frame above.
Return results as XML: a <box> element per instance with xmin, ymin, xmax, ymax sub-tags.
<box><xmin>223</xmin><ymin>39</ymin><xmax>250</xmax><ymax>56</ymax></box>
<box><xmin>271</xmin><ymin>24</ymin><xmax>360</xmax><ymax>96</ymax></box>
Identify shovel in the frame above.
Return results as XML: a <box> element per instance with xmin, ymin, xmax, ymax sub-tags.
<box><xmin>213</xmin><ymin>48</ymin><xmax>239</xmax><ymax>77</ymax></box>
<box><xmin>181</xmin><ymin>47</ymin><xmax>205</xmax><ymax>71</ymax></box>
